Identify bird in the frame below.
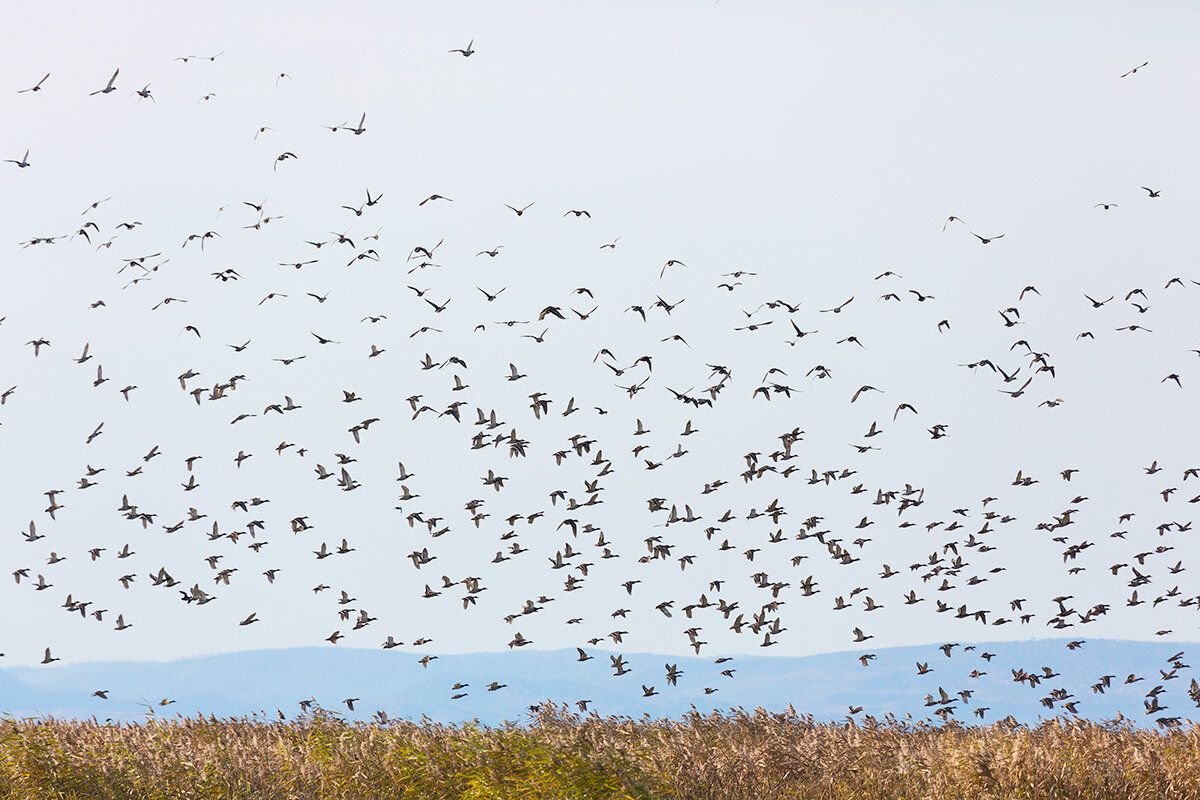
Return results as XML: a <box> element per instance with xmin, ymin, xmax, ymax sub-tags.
<box><xmin>89</xmin><ymin>68</ymin><xmax>120</xmax><ymax>95</ymax></box>
<box><xmin>449</xmin><ymin>40</ymin><xmax>476</xmax><ymax>57</ymax></box>
<box><xmin>4</xmin><ymin>149</ymin><xmax>30</xmax><ymax>168</ymax></box>
<box><xmin>970</xmin><ymin>231</ymin><xmax>1004</xmax><ymax>244</ymax></box>
<box><xmin>18</xmin><ymin>73</ymin><xmax>50</xmax><ymax>93</ymax></box>
<box><xmin>660</xmin><ymin>259</ymin><xmax>687</xmax><ymax>278</ymax></box>
<box><xmin>851</xmin><ymin>385</ymin><xmax>882</xmax><ymax>403</ymax></box>
<box><xmin>341</xmin><ymin>113</ymin><xmax>367</xmax><ymax>135</ymax></box>
<box><xmin>820</xmin><ymin>298</ymin><xmax>854</xmax><ymax>314</ymax></box>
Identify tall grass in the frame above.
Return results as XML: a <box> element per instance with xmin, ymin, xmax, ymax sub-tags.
<box><xmin>0</xmin><ymin>705</ymin><xmax>1196</xmax><ymax>799</ymax></box>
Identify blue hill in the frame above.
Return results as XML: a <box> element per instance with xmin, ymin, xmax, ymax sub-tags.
<box><xmin>2</xmin><ymin>639</ymin><xmax>1195</xmax><ymax>726</ymax></box>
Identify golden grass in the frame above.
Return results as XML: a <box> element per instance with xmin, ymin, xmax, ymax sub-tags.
<box><xmin>0</xmin><ymin>706</ymin><xmax>1196</xmax><ymax>799</ymax></box>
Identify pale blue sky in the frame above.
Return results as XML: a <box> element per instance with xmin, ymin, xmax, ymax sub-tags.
<box><xmin>2</xmin><ymin>1</ymin><xmax>1199</xmax><ymax>676</ymax></box>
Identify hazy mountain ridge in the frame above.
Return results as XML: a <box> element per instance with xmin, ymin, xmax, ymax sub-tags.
<box><xmin>2</xmin><ymin>638</ymin><xmax>1194</xmax><ymax>726</ymax></box>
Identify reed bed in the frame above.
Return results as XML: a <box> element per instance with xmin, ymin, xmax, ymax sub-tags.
<box><xmin>0</xmin><ymin>705</ymin><xmax>1196</xmax><ymax>799</ymax></box>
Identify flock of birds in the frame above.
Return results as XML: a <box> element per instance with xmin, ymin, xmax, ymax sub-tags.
<box><xmin>4</xmin><ymin>48</ymin><xmax>1200</xmax><ymax>728</ymax></box>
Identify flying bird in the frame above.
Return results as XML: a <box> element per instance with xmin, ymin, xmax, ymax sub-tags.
<box><xmin>89</xmin><ymin>68</ymin><xmax>120</xmax><ymax>96</ymax></box>
<box><xmin>18</xmin><ymin>73</ymin><xmax>50</xmax><ymax>93</ymax></box>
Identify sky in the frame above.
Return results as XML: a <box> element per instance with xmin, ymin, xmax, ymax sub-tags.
<box><xmin>2</xmin><ymin>0</ymin><xmax>1200</xmax><ymax>688</ymax></box>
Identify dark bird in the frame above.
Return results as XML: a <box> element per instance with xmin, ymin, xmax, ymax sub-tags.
<box><xmin>341</xmin><ymin>112</ymin><xmax>367</xmax><ymax>135</ymax></box>
<box><xmin>820</xmin><ymin>298</ymin><xmax>854</xmax><ymax>314</ymax></box>
<box><xmin>970</xmin><ymin>231</ymin><xmax>1004</xmax><ymax>244</ymax></box>
<box><xmin>18</xmin><ymin>73</ymin><xmax>50</xmax><ymax>93</ymax></box>
<box><xmin>4</xmin><ymin>149</ymin><xmax>30</xmax><ymax>168</ymax></box>
<box><xmin>89</xmin><ymin>68</ymin><xmax>119</xmax><ymax>96</ymax></box>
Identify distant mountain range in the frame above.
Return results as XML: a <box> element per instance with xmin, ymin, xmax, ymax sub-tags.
<box><xmin>2</xmin><ymin>639</ymin><xmax>1195</xmax><ymax>726</ymax></box>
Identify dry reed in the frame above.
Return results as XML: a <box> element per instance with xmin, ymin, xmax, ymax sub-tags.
<box><xmin>0</xmin><ymin>705</ymin><xmax>1195</xmax><ymax>799</ymax></box>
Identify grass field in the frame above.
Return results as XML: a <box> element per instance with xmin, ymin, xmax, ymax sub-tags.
<box><xmin>0</xmin><ymin>705</ymin><xmax>1196</xmax><ymax>799</ymax></box>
